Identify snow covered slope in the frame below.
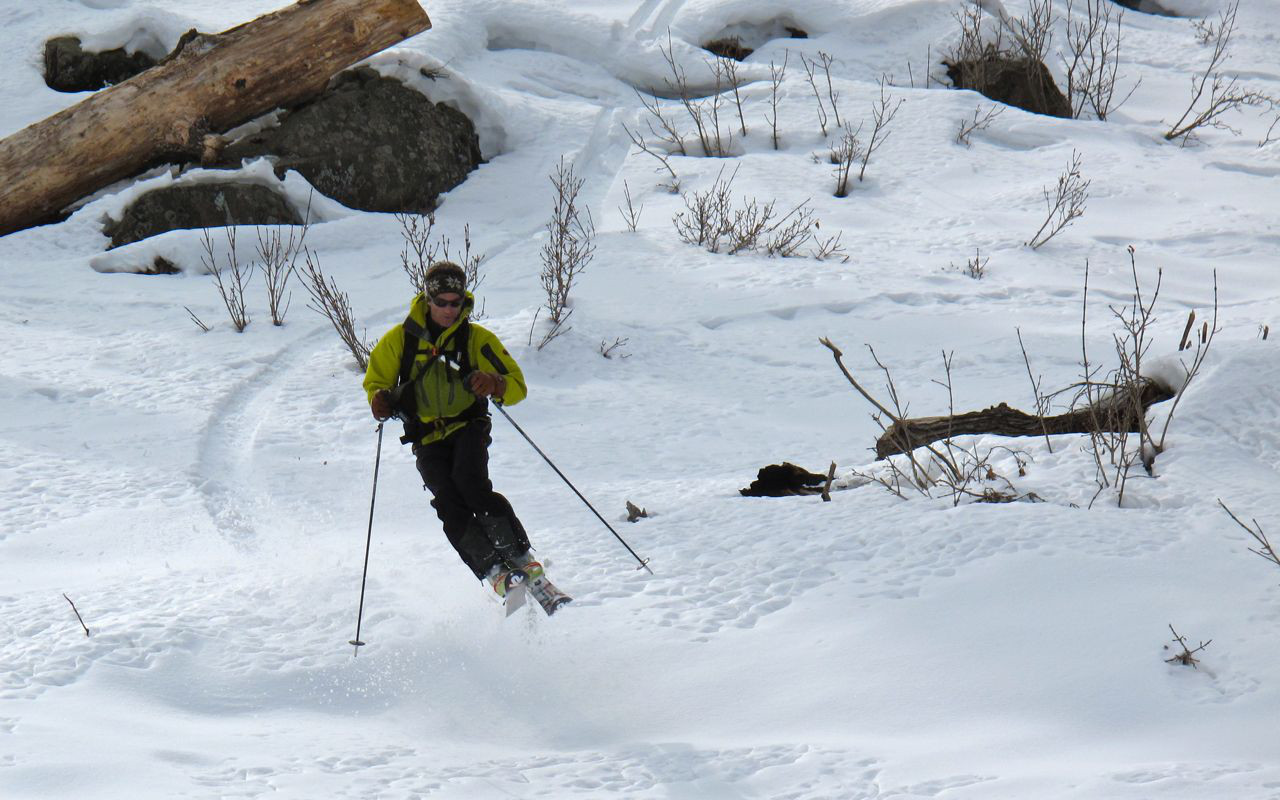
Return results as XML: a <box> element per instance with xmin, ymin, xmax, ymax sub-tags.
<box><xmin>1</xmin><ymin>0</ymin><xmax>1278</xmax><ymax>797</ymax></box>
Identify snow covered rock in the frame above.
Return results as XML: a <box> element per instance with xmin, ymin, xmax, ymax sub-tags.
<box><xmin>213</xmin><ymin>67</ymin><xmax>482</xmax><ymax>215</ymax></box>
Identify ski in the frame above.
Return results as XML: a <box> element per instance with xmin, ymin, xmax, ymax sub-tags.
<box><xmin>501</xmin><ymin>569</ymin><xmax>528</xmax><ymax>616</ymax></box>
<box><xmin>525</xmin><ymin>572</ymin><xmax>572</xmax><ymax>616</ymax></box>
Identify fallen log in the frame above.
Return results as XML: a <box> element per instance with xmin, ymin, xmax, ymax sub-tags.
<box><xmin>875</xmin><ymin>380</ymin><xmax>1174</xmax><ymax>459</ymax></box>
<box><xmin>0</xmin><ymin>0</ymin><xmax>430</xmax><ymax>238</ymax></box>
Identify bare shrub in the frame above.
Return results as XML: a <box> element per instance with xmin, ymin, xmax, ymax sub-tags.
<box><xmin>599</xmin><ymin>337</ymin><xmax>630</xmax><ymax>359</ymax></box>
<box><xmin>1165</xmin><ymin>2</ymin><xmax>1277</xmax><ymax>144</ymax></box>
<box><xmin>673</xmin><ymin>167</ymin><xmax>736</xmax><ymax>251</ymax></box>
<box><xmin>858</xmin><ymin>78</ymin><xmax>904</xmax><ymax>181</ymax></box>
<box><xmin>1027</xmin><ymin>149</ymin><xmax>1089</xmax><ymax>249</ymax></box>
<box><xmin>717</xmin><ymin>56</ymin><xmax>748</xmax><ymax>136</ymax></box>
<box><xmin>398</xmin><ymin>212</ymin><xmax>486</xmax><ymax>298</ymax></box>
<box><xmin>673</xmin><ymin>167</ymin><xmax>823</xmax><ymax>258</ymax></box>
<box><xmin>830</xmin><ymin>123</ymin><xmax>864</xmax><ymax>198</ymax></box>
<box><xmin>1062</xmin><ymin>0</ymin><xmax>1138</xmax><ymax>120</ymax></box>
<box><xmin>537</xmin><ymin>158</ymin><xmax>596</xmax><ymax>350</ymax></box>
<box><xmin>652</xmin><ymin>33</ymin><xmax>734</xmax><ymax>157</ymax></box>
<box><xmin>956</xmin><ymin>103</ymin><xmax>1005</xmax><ymax>147</ymax></box>
<box><xmin>766</xmin><ymin>53</ymin><xmax>789</xmax><ymax>150</ymax></box>
<box><xmin>200</xmin><ymin>227</ymin><xmax>253</xmax><ymax>332</ymax></box>
<box><xmin>951</xmin><ymin>246</ymin><xmax>989</xmax><ymax>279</ymax></box>
<box><xmin>812</xmin><ymin>231</ymin><xmax>850</xmax><ymax>262</ymax></box>
<box><xmin>799</xmin><ymin>51</ymin><xmax>841</xmax><ymax>135</ymax></box>
<box><xmin>619</xmin><ymin>180</ymin><xmax>643</xmax><ymax>232</ymax></box>
<box><xmin>298</xmin><ymin>248</ymin><xmax>371</xmax><ymax>370</ymax></box>
<box><xmin>256</xmin><ymin>221</ymin><xmax>307</xmax><ymax>327</ymax></box>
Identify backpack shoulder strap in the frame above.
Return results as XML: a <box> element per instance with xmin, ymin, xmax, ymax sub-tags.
<box><xmin>399</xmin><ymin>315</ymin><xmax>430</xmax><ymax>387</ymax></box>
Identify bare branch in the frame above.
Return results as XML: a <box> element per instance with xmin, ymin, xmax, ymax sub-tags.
<box><xmin>1165</xmin><ymin>624</ymin><xmax>1211</xmax><ymax>669</ymax></box>
<box><xmin>1165</xmin><ymin>3</ymin><xmax>1276</xmax><ymax>144</ymax></box>
<box><xmin>1027</xmin><ymin>149</ymin><xmax>1090</xmax><ymax>249</ymax></box>
<box><xmin>1219</xmin><ymin>499</ymin><xmax>1280</xmax><ymax>569</ymax></box>
<box><xmin>298</xmin><ymin>248</ymin><xmax>370</xmax><ymax>370</ymax></box>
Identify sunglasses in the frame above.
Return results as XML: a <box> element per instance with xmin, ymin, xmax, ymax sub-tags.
<box><xmin>430</xmin><ymin>296</ymin><xmax>463</xmax><ymax>308</ymax></box>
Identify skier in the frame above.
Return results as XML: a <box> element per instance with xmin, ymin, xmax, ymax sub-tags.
<box><xmin>362</xmin><ymin>261</ymin><xmax>559</xmax><ymax>607</ymax></box>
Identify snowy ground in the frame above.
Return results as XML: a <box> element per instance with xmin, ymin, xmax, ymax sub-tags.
<box><xmin>2</xmin><ymin>0</ymin><xmax>1279</xmax><ymax>797</ymax></box>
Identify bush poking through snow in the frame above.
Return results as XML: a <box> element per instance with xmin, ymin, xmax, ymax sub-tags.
<box><xmin>858</xmin><ymin>79</ymin><xmax>904</xmax><ymax>182</ymax></box>
<box><xmin>766</xmin><ymin>53</ymin><xmax>788</xmax><ymax>150</ymax></box>
<box><xmin>1062</xmin><ymin>0</ymin><xmax>1139</xmax><ymax>120</ymax></box>
<box><xmin>199</xmin><ymin>227</ymin><xmax>254</xmax><ymax>333</ymax></box>
<box><xmin>951</xmin><ymin>247</ymin><xmax>989</xmax><ymax>279</ymax></box>
<box><xmin>634</xmin><ymin>33</ymin><xmax>738</xmax><ymax>158</ymax></box>
<box><xmin>830</xmin><ymin>124</ymin><xmax>864</xmax><ymax>198</ymax></box>
<box><xmin>1164</xmin><ymin>624</ymin><xmax>1211</xmax><ymax>669</ymax></box>
<box><xmin>537</xmin><ymin>158</ymin><xmax>595</xmax><ymax>350</ymax></box>
<box><xmin>672</xmin><ymin>166</ymin><xmax>822</xmax><ymax>258</ymax></box>
<box><xmin>618</xmin><ymin>180</ymin><xmax>643</xmax><ymax>232</ymax></box>
<box><xmin>800</xmin><ymin>51</ymin><xmax>842</xmax><ymax>136</ymax></box>
<box><xmin>599</xmin><ymin>337</ymin><xmax>630</xmax><ymax>359</ymax></box>
<box><xmin>956</xmin><ymin>103</ymin><xmax>1005</xmax><ymax>147</ymax></box>
<box><xmin>398</xmin><ymin>212</ymin><xmax>486</xmax><ymax>302</ymax></box>
<box><xmin>1165</xmin><ymin>2</ymin><xmax>1277</xmax><ymax>145</ymax></box>
<box><xmin>298</xmin><ymin>248</ymin><xmax>371</xmax><ymax>370</ymax></box>
<box><xmin>1026</xmin><ymin>149</ymin><xmax>1089</xmax><ymax>250</ymax></box>
<box><xmin>257</xmin><ymin>214</ymin><xmax>310</xmax><ymax>327</ymax></box>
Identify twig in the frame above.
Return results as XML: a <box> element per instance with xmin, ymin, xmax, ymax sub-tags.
<box><xmin>1219</xmin><ymin>499</ymin><xmax>1280</xmax><ymax>568</ymax></box>
<box><xmin>821</xmin><ymin>461</ymin><xmax>836</xmax><ymax>502</ymax></box>
<box><xmin>619</xmin><ymin>180</ymin><xmax>643</xmax><ymax>232</ymax></box>
<box><xmin>1016</xmin><ymin>327</ymin><xmax>1054</xmax><ymax>452</ymax></box>
<box><xmin>184</xmin><ymin>306</ymin><xmax>210</xmax><ymax>332</ymax></box>
<box><xmin>1164</xmin><ymin>624</ymin><xmax>1210</xmax><ymax>669</ymax></box>
<box><xmin>63</xmin><ymin>593</ymin><xmax>90</xmax><ymax>637</ymax></box>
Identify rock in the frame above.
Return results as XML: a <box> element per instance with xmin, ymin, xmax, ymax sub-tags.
<box><xmin>1110</xmin><ymin>0</ymin><xmax>1179</xmax><ymax>16</ymax></box>
<box><xmin>216</xmin><ymin>67</ymin><xmax>482</xmax><ymax>214</ymax></box>
<box><xmin>703</xmin><ymin>37</ymin><xmax>754</xmax><ymax>61</ymax></box>
<box><xmin>104</xmin><ymin>183</ymin><xmax>302</xmax><ymax>248</ymax></box>
<box><xmin>945</xmin><ymin>54</ymin><xmax>1072</xmax><ymax>118</ymax></box>
<box><xmin>43</xmin><ymin>36</ymin><xmax>157</xmax><ymax>93</ymax></box>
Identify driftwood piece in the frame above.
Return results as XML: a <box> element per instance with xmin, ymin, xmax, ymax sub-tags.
<box><xmin>0</xmin><ymin>0</ymin><xmax>430</xmax><ymax>237</ymax></box>
<box><xmin>740</xmin><ymin>462</ymin><xmax>828</xmax><ymax>497</ymax></box>
<box><xmin>875</xmin><ymin>380</ymin><xmax>1174</xmax><ymax>459</ymax></box>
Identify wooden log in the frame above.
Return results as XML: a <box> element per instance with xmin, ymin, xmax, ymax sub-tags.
<box><xmin>875</xmin><ymin>380</ymin><xmax>1174</xmax><ymax>459</ymax></box>
<box><xmin>0</xmin><ymin>0</ymin><xmax>430</xmax><ymax>238</ymax></box>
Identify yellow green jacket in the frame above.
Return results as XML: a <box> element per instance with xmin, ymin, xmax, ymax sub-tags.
<box><xmin>362</xmin><ymin>291</ymin><xmax>527</xmax><ymax>444</ymax></box>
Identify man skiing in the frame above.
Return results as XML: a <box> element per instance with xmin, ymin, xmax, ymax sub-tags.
<box><xmin>363</xmin><ymin>261</ymin><xmax>563</xmax><ymax>609</ymax></box>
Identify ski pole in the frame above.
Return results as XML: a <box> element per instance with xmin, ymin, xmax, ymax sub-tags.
<box><xmin>493</xmin><ymin>402</ymin><xmax>653</xmax><ymax>574</ymax></box>
<box><xmin>349</xmin><ymin>422</ymin><xmax>385</xmax><ymax>656</ymax></box>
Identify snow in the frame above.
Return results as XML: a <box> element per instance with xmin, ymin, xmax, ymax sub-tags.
<box><xmin>2</xmin><ymin>0</ymin><xmax>1279</xmax><ymax>797</ymax></box>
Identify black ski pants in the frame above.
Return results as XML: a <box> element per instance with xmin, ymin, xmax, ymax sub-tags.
<box><xmin>413</xmin><ymin>417</ymin><xmax>530</xmax><ymax>579</ymax></box>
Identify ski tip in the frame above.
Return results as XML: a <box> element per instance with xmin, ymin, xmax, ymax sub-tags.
<box><xmin>545</xmin><ymin>597</ymin><xmax>573</xmax><ymax>616</ymax></box>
